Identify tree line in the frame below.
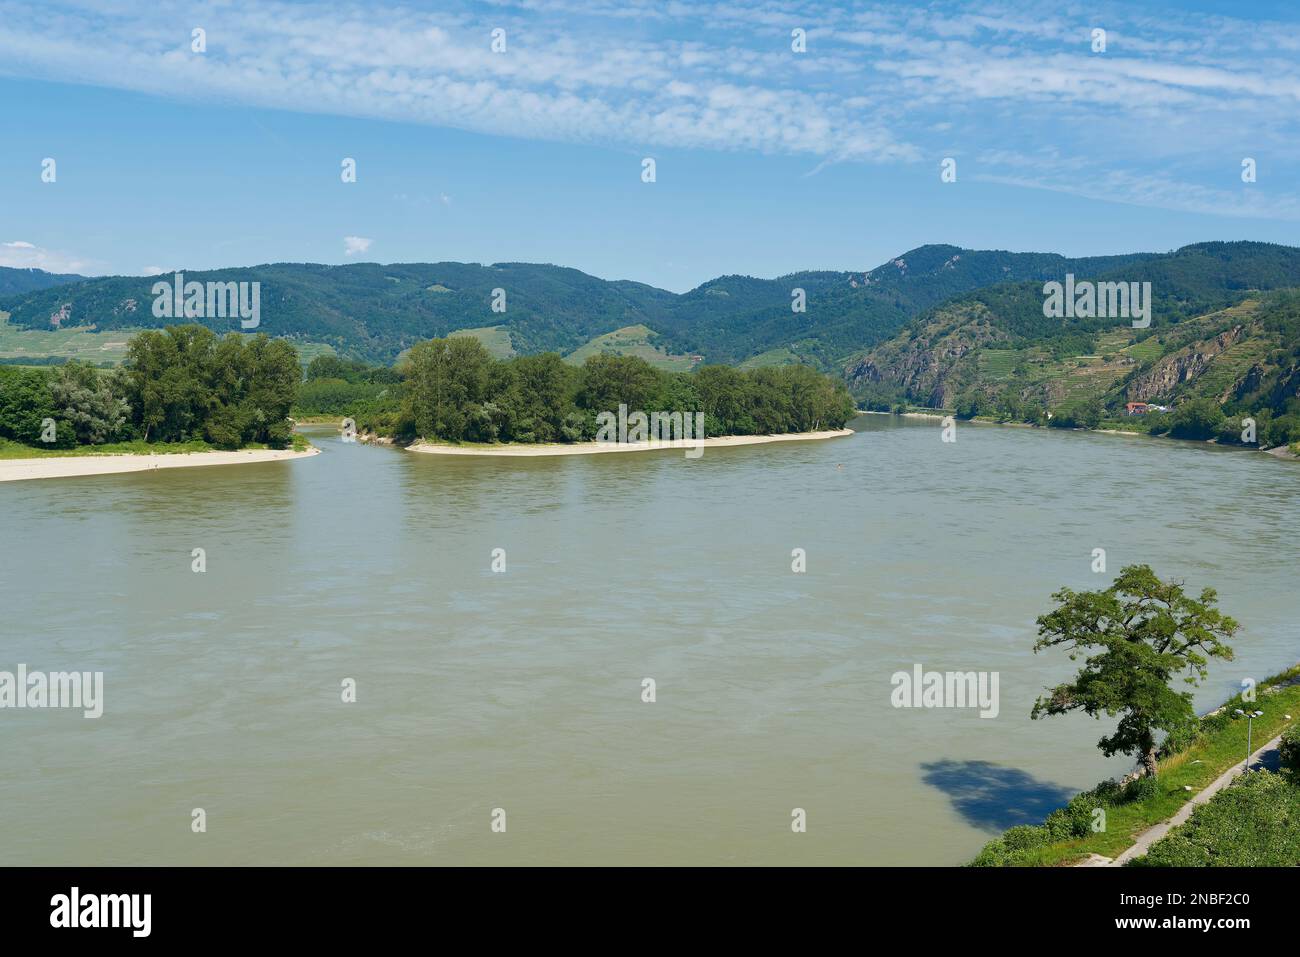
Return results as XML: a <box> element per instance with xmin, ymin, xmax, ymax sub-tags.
<box><xmin>0</xmin><ymin>325</ymin><xmax>298</xmax><ymax>450</ymax></box>
<box><xmin>349</xmin><ymin>337</ymin><xmax>857</xmax><ymax>444</ymax></box>
<box><xmin>952</xmin><ymin>387</ymin><xmax>1300</xmax><ymax>448</ymax></box>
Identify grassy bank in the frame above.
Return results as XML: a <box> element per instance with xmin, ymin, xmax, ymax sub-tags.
<box><xmin>971</xmin><ymin>665</ymin><xmax>1300</xmax><ymax>866</ymax></box>
<box><xmin>1131</xmin><ymin>761</ymin><xmax>1300</xmax><ymax>866</ymax></box>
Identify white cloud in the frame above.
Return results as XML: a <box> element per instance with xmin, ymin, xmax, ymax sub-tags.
<box><xmin>0</xmin><ymin>240</ymin><xmax>97</xmax><ymax>274</ymax></box>
<box><xmin>343</xmin><ymin>236</ymin><xmax>374</xmax><ymax>257</ymax></box>
<box><xmin>0</xmin><ymin>0</ymin><xmax>919</xmax><ymax>162</ymax></box>
<box><xmin>0</xmin><ymin>0</ymin><xmax>1296</xmax><ymax>218</ymax></box>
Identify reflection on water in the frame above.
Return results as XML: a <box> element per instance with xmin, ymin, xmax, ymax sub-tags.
<box><xmin>1</xmin><ymin>417</ymin><xmax>1297</xmax><ymax>864</ymax></box>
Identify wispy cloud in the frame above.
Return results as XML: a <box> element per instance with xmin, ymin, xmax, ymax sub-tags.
<box><xmin>0</xmin><ymin>240</ymin><xmax>98</xmax><ymax>274</ymax></box>
<box><xmin>343</xmin><ymin>236</ymin><xmax>373</xmax><ymax>256</ymax></box>
<box><xmin>0</xmin><ymin>0</ymin><xmax>1297</xmax><ymax>218</ymax></box>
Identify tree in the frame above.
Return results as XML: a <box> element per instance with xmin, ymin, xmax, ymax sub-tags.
<box><xmin>576</xmin><ymin>354</ymin><xmax>663</xmax><ymax>416</ymax></box>
<box><xmin>954</xmin><ymin>392</ymin><xmax>989</xmax><ymax>420</ymax></box>
<box><xmin>386</xmin><ymin>335</ymin><xmax>854</xmax><ymax>444</ymax></box>
<box><xmin>0</xmin><ymin>367</ymin><xmax>61</xmax><ymax>445</ymax></box>
<box><xmin>122</xmin><ymin>325</ymin><xmax>217</xmax><ymax>442</ymax></box>
<box><xmin>1031</xmin><ymin>565</ymin><xmax>1238</xmax><ymax>778</ymax></box>
<box><xmin>123</xmin><ymin>325</ymin><xmax>298</xmax><ymax>447</ymax></box>
<box><xmin>236</xmin><ymin>335</ymin><xmax>300</xmax><ymax>446</ymax></box>
<box><xmin>48</xmin><ymin>362</ymin><xmax>129</xmax><ymax>444</ymax></box>
<box><xmin>402</xmin><ymin>336</ymin><xmax>492</xmax><ymax>440</ymax></box>
<box><xmin>503</xmin><ymin>352</ymin><xmax>575</xmax><ymax>442</ymax></box>
<box><xmin>1266</xmin><ymin>412</ymin><xmax>1300</xmax><ymax>448</ymax></box>
<box><xmin>1049</xmin><ymin>398</ymin><xmax>1103</xmax><ymax>430</ymax></box>
<box><xmin>694</xmin><ymin>364</ymin><xmax>753</xmax><ymax>434</ymax></box>
<box><xmin>305</xmin><ymin>354</ymin><xmax>353</xmax><ymax>382</ymax></box>
<box><xmin>1165</xmin><ymin>397</ymin><xmax>1225</xmax><ymax>440</ymax></box>
<box><xmin>747</xmin><ymin>367</ymin><xmax>796</xmax><ymax>433</ymax></box>
<box><xmin>994</xmin><ymin>386</ymin><xmax>1025</xmax><ymax>424</ymax></box>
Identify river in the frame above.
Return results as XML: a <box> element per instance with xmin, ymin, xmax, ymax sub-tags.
<box><xmin>2</xmin><ymin>415</ymin><xmax>1297</xmax><ymax>864</ymax></box>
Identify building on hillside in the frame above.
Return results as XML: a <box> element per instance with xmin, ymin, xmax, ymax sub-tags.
<box><xmin>1125</xmin><ymin>402</ymin><xmax>1151</xmax><ymax>416</ymax></box>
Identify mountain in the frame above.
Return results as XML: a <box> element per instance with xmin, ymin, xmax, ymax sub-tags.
<box><xmin>0</xmin><ymin>262</ymin><xmax>672</xmax><ymax>363</ymax></box>
<box><xmin>845</xmin><ymin>242</ymin><xmax>1300</xmax><ymax>415</ymax></box>
<box><xmin>0</xmin><ymin>246</ymin><xmax>1163</xmax><ymax>366</ymax></box>
<box><xmin>0</xmin><ymin>266</ymin><xmax>86</xmax><ymax>296</ymax></box>
<box><xmin>648</xmin><ymin>245</ymin><xmax>1159</xmax><ymax>367</ymax></box>
<box><xmin>5</xmin><ymin>243</ymin><xmax>1300</xmax><ymax>382</ymax></box>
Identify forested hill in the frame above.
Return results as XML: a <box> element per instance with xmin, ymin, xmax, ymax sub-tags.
<box><xmin>0</xmin><ymin>262</ymin><xmax>674</xmax><ymax>363</ymax></box>
<box><xmin>845</xmin><ymin>241</ymin><xmax>1300</xmax><ymax>420</ymax></box>
<box><xmin>3</xmin><ymin>243</ymin><xmax>1299</xmax><ymax>370</ymax></box>
<box><xmin>0</xmin><ymin>246</ymin><xmax>1166</xmax><ymax>366</ymax></box>
<box><xmin>647</xmin><ymin>245</ymin><xmax>1156</xmax><ymax>366</ymax></box>
<box><xmin>0</xmin><ymin>266</ymin><xmax>85</xmax><ymax>296</ymax></box>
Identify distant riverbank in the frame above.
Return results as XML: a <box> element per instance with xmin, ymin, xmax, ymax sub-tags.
<box><xmin>865</xmin><ymin>409</ymin><xmax>1300</xmax><ymax>459</ymax></box>
<box><xmin>0</xmin><ymin>446</ymin><xmax>319</xmax><ymax>482</ymax></box>
<box><xmin>407</xmin><ymin>429</ymin><xmax>853</xmax><ymax>457</ymax></box>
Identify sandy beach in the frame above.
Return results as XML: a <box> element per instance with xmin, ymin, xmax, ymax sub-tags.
<box><xmin>407</xmin><ymin>429</ymin><xmax>854</xmax><ymax>457</ymax></box>
<box><xmin>0</xmin><ymin>446</ymin><xmax>319</xmax><ymax>482</ymax></box>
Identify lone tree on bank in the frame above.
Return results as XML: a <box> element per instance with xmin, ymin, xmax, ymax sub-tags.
<box><xmin>1031</xmin><ymin>565</ymin><xmax>1238</xmax><ymax>779</ymax></box>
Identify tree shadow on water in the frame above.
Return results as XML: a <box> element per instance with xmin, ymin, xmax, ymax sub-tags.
<box><xmin>920</xmin><ymin>759</ymin><xmax>1076</xmax><ymax>832</ymax></box>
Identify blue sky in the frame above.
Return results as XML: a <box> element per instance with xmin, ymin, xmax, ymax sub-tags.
<box><xmin>1</xmin><ymin>0</ymin><xmax>1298</xmax><ymax>291</ymax></box>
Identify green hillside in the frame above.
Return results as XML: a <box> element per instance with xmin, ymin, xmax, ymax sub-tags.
<box><xmin>0</xmin><ymin>311</ymin><xmax>336</xmax><ymax>370</ymax></box>
<box><xmin>0</xmin><ymin>246</ymin><xmax>1169</xmax><ymax>369</ymax></box>
<box><xmin>649</xmin><ymin>245</ymin><xmax>1156</xmax><ymax>367</ymax></box>
<box><xmin>846</xmin><ymin>243</ymin><xmax>1300</xmax><ymax>446</ymax></box>
<box><xmin>448</xmin><ymin>325</ymin><xmax>515</xmax><ymax>359</ymax></box>
<box><xmin>0</xmin><ymin>266</ymin><xmax>85</xmax><ymax>297</ymax></box>
<box><xmin>563</xmin><ymin>324</ymin><xmax>699</xmax><ymax>371</ymax></box>
<box><xmin>0</xmin><ymin>262</ymin><xmax>669</xmax><ymax>363</ymax></box>
<box><xmin>6</xmin><ymin>243</ymin><xmax>1300</xmax><ymax>389</ymax></box>
<box><xmin>0</xmin><ymin>311</ymin><xmax>142</xmax><ymax>365</ymax></box>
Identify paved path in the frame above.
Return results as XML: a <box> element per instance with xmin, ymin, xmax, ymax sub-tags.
<box><xmin>1107</xmin><ymin>733</ymin><xmax>1283</xmax><ymax>866</ymax></box>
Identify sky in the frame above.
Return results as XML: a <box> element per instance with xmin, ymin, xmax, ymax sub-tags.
<box><xmin>0</xmin><ymin>0</ymin><xmax>1298</xmax><ymax>292</ymax></box>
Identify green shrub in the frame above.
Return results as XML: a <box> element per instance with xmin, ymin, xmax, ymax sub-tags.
<box><xmin>1158</xmin><ymin>713</ymin><xmax>1206</xmax><ymax>758</ymax></box>
<box><xmin>1049</xmin><ymin>399</ymin><xmax>1103</xmax><ymax>430</ymax></box>
<box><xmin>294</xmin><ymin>377</ymin><xmax>390</xmax><ymax>415</ymax></box>
<box><xmin>968</xmin><ymin>824</ymin><xmax>1052</xmax><ymax>866</ymax></box>
<box><xmin>1279</xmin><ymin>725</ymin><xmax>1300</xmax><ymax>773</ymax></box>
<box><xmin>1199</xmin><ymin>710</ymin><xmax>1231</xmax><ymax>737</ymax></box>
<box><xmin>954</xmin><ymin>392</ymin><xmax>990</xmax><ymax>420</ymax></box>
<box><xmin>1044</xmin><ymin>794</ymin><xmax>1098</xmax><ymax>840</ymax></box>
<box><xmin>1164</xmin><ymin>397</ymin><xmax>1225</xmax><ymax>440</ymax></box>
<box><xmin>1266</xmin><ymin>413</ymin><xmax>1300</xmax><ymax>448</ymax></box>
<box><xmin>1122</xmin><ymin>774</ymin><xmax>1160</xmax><ymax>803</ymax></box>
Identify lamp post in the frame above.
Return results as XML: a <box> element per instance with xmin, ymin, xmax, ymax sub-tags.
<box><xmin>1233</xmin><ymin>708</ymin><xmax>1265</xmax><ymax>771</ymax></box>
